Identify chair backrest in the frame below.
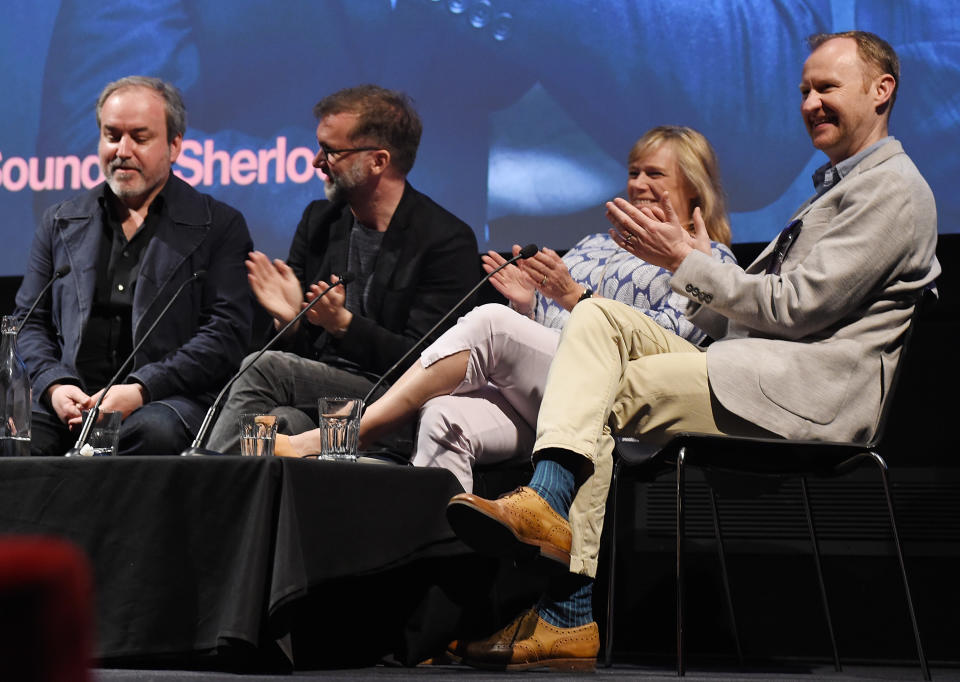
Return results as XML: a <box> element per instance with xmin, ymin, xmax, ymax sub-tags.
<box><xmin>869</xmin><ymin>288</ymin><xmax>935</xmax><ymax>447</ymax></box>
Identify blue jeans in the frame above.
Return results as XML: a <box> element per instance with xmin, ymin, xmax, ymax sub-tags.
<box><xmin>30</xmin><ymin>402</ymin><xmax>191</xmax><ymax>456</ymax></box>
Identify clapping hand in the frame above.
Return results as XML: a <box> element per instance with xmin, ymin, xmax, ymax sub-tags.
<box><xmin>517</xmin><ymin>246</ymin><xmax>582</xmax><ymax>311</ymax></box>
<box><xmin>606</xmin><ymin>191</ymin><xmax>709</xmax><ymax>272</ymax></box>
<box><xmin>246</xmin><ymin>251</ymin><xmax>304</xmax><ymax>326</ymax></box>
<box><xmin>304</xmin><ymin>273</ymin><xmax>352</xmax><ymax>334</ymax></box>
<box><xmin>482</xmin><ymin>246</ymin><xmax>537</xmax><ymax>314</ymax></box>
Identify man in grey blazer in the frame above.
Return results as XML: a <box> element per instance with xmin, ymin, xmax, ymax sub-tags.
<box><xmin>15</xmin><ymin>76</ymin><xmax>253</xmax><ymax>456</ymax></box>
<box><xmin>442</xmin><ymin>31</ymin><xmax>941</xmax><ymax>671</ymax></box>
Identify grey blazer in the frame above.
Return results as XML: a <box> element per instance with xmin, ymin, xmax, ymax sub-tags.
<box><xmin>674</xmin><ymin>139</ymin><xmax>940</xmax><ymax>442</ymax></box>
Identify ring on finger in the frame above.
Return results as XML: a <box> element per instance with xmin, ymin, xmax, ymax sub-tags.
<box><xmin>540</xmin><ymin>275</ymin><xmax>548</xmax><ymax>286</ymax></box>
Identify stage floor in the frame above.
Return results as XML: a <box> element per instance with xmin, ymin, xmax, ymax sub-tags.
<box><xmin>94</xmin><ymin>662</ymin><xmax>958</xmax><ymax>681</ymax></box>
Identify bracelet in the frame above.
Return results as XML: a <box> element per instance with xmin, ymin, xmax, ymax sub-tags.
<box><xmin>576</xmin><ymin>288</ymin><xmax>593</xmax><ymax>304</ymax></box>
<box><xmin>509</xmin><ymin>296</ymin><xmax>535</xmax><ymax>318</ymax></box>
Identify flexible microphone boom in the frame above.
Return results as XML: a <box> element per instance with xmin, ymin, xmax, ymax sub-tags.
<box><xmin>180</xmin><ymin>272</ymin><xmax>356</xmax><ymax>456</ymax></box>
<box><xmin>65</xmin><ymin>270</ymin><xmax>207</xmax><ymax>457</ymax></box>
<box><xmin>16</xmin><ymin>264</ymin><xmax>72</xmax><ymax>334</ymax></box>
<box><xmin>361</xmin><ymin>244</ymin><xmax>538</xmax><ymax>407</ymax></box>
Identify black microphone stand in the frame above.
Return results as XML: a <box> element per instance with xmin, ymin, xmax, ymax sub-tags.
<box><xmin>361</xmin><ymin>244</ymin><xmax>539</xmax><ymax>407</ymax></box>
<box><xmin>16</xmin><ymin>264</ymin><xmax>72</xmax><ymax>334</ymax></box>
<box><xmin>65</xmin><ymin>270</ymin><xmax>206</xmax><ymax>457</ymax></box>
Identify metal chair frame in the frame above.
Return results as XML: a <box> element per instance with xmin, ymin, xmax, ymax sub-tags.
<box><xmin>602</xmin><ymin>292</ymin><xmax>933</xmax><ymax>679</ymax></box>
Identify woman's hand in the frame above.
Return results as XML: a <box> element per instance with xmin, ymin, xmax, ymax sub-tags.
<box><xmin>606</xmin><ymin>191</ymin><xmax>702</xmax><ymax>272</ymax></box>
<box><xmin>481</xmin><ymin>246</ymin><xmax>537</xmax><ymax>315</ymax></box>
<box><xmin>519</xmin><ymin>247</ymin><xmax>582</xmax><ymax>311</ymax></box>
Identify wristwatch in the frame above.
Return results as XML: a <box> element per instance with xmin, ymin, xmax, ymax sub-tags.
<box><xmin>576</xmin><ymin>288</ymin><xmax>593</xmax><ymax>304</ymax></box>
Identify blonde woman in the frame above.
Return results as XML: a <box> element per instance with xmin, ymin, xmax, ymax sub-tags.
<box><xmin>280</xmin><ymin>126</ymin><xmax>735</xmax><ymax>491</ymax></box>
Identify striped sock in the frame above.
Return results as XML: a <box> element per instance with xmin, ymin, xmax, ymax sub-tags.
<box><xmin>527</xmin><ymin>452</ymin><xmax>576</xmax><ymax>520</ymax></box>
<box><xmin>538</xmin><ymin>574</ymin><xmax>594</xmax><ymax>628</ymax></box>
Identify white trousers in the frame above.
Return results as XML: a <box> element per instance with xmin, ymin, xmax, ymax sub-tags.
<box><xmin>414</xmin><ymin>304</ymin><xmax>560</xmax><ymax>492</ymax></box>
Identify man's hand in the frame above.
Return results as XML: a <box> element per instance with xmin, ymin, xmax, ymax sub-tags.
<box><xmin>304</xmin><ymin>274</ymin><xmax>352</xmax><ymax>335</ymax></box>
<box><xmin>481</xmin><ymin>246</ymin><xmax>537</xmax><ymax>315</ymax></box>
<box><xmin>89</xmin><ymin>384</ymin><xmax>145</xmax><ymax>421</ymax></box>
<box><xmin>606</xmin><ymin>192</ymin><xmax>710</xmax><ymax>272</ymax></box>
<box><xmin>246</xmin><ymin>251</ymin><xmax>304</xmax><ymax>326</ymax></box>
<box><xmin>47</xmin><ymin>384</ymin><xmax>92</xmax><ymax>426</ymax></box>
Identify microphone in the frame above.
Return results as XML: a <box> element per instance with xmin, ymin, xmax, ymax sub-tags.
<box><xmin>65</xmin><ymin>270</ymin><xmax>207</xmax><ymax>457</ymax></box>
<box><xmin>180</xmin><ymin>272</ymin><xmax>356</xmax><ymax>456</ymax></box>
<box><xmin>16</xmin><ymin>264</ymin><xmax>72</xmax><ymax>334</ymax></box>
<box><xmin>361</xmin><ymin>244</ymin><xmax>538</xmax><ymax>406</ymax></box>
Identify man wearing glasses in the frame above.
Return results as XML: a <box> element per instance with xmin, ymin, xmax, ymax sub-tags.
<box><xmin>206</xmin><ymin>85</ymin><xmax>480</xmax><ymax>457</ymax></box>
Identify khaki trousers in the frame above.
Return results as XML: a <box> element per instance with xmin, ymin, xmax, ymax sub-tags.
<box><xmin>534</xmin><ymin>298</ymin><xmax>771</xmax><ymax>576</ymax></box>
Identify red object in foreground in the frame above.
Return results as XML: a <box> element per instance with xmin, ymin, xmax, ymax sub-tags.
<box><xmin>0</xmin><ymin>536</ymin><xmax>94</xmax><ymax>682</ymax></box>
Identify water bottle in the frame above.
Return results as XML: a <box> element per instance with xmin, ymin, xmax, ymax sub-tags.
<box><xmin>0</xmin><ymin>315</ymin><xmax>31</xmax><ymax>456</ymax></box>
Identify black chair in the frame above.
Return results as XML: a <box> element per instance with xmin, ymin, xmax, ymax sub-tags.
<box><xmin>602</xmin><ymin>290</ymin><xmax>933</xmax><ymax>679</ymax></box>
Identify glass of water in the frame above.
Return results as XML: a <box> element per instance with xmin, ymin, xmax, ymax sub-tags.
<box><xmin>318</xmin><ymin>397</ymin><xmax>364</xmax><ymax>461</ymax></box>
<box><xmin>238</xmin><ymin>414</ymin><xmax>278</xmax><ymax>456</ymax></box>
<box><xmin>81</xmin><ymin>409</ymin><xmax>121</xmax><ymax>456</ymax></box>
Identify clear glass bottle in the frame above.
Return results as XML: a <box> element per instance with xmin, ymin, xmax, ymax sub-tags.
<box><xmin>0</xmin><ymin>315</ymin><xmax>31</xmax><ymax>456</ymax></box>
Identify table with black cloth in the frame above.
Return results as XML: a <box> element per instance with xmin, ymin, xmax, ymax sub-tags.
<box><xmin>0</xmin><ymin>456</ymin><xmax>519</xmax><ymax>670</ymax></box>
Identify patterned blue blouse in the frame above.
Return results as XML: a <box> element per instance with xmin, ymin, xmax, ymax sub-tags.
<box><xmin>534</xmin><ymin>233</ymin><xmax>737</xmax><ymax>345</ymax></box>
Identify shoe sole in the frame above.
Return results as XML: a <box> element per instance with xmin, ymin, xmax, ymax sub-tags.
<box><xmin>446</xmin><ymin>499</ymin><xmax>570</xmax><ymax>567</ymax></box>
<box><xmin>510</xmin><ymin>657</ymin><xmax>596</xmax><ymax>672</ymax></box>
<box><xmin>462</xmin><ymin>656</ymin><xmax>596</xmax><ymax>672</ymax></box>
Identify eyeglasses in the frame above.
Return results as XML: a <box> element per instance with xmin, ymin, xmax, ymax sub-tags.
<box><xmin>317</xmin><ymin>144</ymin><xmax>381</xmax><ymax>162</ymax></box>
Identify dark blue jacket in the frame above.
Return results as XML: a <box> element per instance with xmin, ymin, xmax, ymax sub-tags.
<box><xmin>14</xmin><ymin>174</ymin><xmax>254</xmax><ymax>433</ymax></box>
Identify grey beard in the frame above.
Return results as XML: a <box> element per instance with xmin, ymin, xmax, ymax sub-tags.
<box><xmin>323</xmin><ymin>163</ymin><xmax>366</xmax><ymax>203</ymax></box>
<box><xmin>323</xmin><ymin>178</ymin><xmax>346</xmax><ymax>203</ymax></box>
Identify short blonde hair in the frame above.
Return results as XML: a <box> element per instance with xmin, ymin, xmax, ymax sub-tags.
<box><xmin>628</xmin><ymin>126</ymin><xmax>732</xmax><ymax>246</ymax></box>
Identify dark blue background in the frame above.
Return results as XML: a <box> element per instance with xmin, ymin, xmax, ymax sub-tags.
<box><xmin>0</xmin><ymin>0</ymin><xmax>956</xmax><ymax>277</ymax></box>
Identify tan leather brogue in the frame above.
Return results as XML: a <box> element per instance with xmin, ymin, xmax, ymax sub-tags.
<box><xmin>446</xmin><ymin>486</ymin><xmax>571</xmax><ymax>565</ymax></box>
<box><xmin>452</xmin><ymin>608</ymin><xmax>598</xmax><ymax>671</ymax></box>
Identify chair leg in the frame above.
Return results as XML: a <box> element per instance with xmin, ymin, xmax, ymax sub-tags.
<box><xmin>800</xmin><ymin>476</ymin><xmax>841</xmax><ymax>671</ymax></box>
<box><xmin>709</xmin><ymin>486</ymin><xmax>743</xmax><ymax>665</ymax></box>
<box><xmin>602</xmin><ymin>460</ymin><xmax>622</xmax><ymax>668</ymax></box>
<box><xmin>676</xmin><ymin>446</ymin><xmax>687</xmax><ymax>677</ymax></box>
<box><xmin>866</xmin><ymin>453</ymin><xmax>931</xmax><ymax>681</ymax></box>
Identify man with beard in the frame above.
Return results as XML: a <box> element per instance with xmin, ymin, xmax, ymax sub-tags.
<box><xmin>15</xmin><ymin>76</ymin><xmax>253</xmax><ymax>456</ymax></box>
<box><xmin>205</xmin><ymin>85</ymin><xmax>480</xmax><ymax>457</ymax></box>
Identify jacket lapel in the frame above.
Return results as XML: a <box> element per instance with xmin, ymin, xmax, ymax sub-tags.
<box><xmin>54</xmin><ymin>195</ymin><xmax>103</xmax><ymax>343</ymax></box>
<box><xmin>132</xmin><ymin>176</ymin><xmax>210</xmax><ymax>341</ymax></box>
<box><xmin>322</xmin><ymin>208</ymin><xmax>353</xmax><ymax>282</ymax></box>
<box><xmin>749</xmin><ymin>140</ymin><xmax>904</xmax><ymax>274</ymax></box>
